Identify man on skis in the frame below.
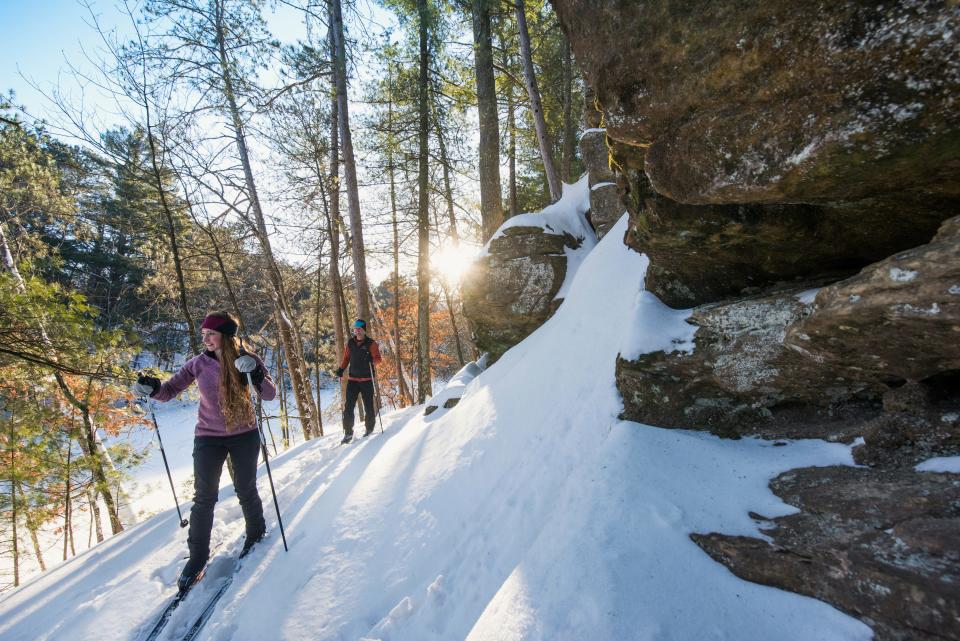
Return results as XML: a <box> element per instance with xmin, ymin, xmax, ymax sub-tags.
<box><xmin>335</xmin><ymin>319</ymin><xmax>383</xmax><ymax>443</ymax></box>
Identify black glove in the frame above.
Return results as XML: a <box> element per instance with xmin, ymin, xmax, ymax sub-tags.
<box><xmin>334</xmin><ymin>367</ymin><xmax>344</xmax><ymax>378</ymax></box>
<box><xmin>248</xmin><ymin>366</ymin><xmax>265</xmax><ymax>386</ymax></box>
<box><xmin>134</xmin><ymin>374</ymin><xmax>160</xmax><ymax>396</ymax></box>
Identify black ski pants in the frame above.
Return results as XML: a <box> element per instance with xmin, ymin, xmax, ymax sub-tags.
<box><xmin>343</xmin><ymin>379</ymin><xmax>375</xmax><ymax>435</ymax></box>
<box><xmin>188</xmin><ymin>428</ymin><xmax>266</xmax><ymax>564</ymax></box>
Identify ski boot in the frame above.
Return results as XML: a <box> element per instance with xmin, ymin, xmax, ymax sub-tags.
<box><xmin>177</xmin><ymin>557</ymin><xmax>207</xmax><ymax>594</ymax></box>
<box><xmin>240</xmin><ymin>528</ymin><xmax>266</xmax><ymax>559</ymax></box>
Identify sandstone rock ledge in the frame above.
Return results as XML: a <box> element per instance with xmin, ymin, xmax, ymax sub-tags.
<box><xmin>692</xmin><ymin>466</ymin><xmax>960</xmax><ymax>641</ymax></box>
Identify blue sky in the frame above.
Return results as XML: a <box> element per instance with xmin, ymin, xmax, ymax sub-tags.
<box><xmin>0</xmin><ymin>0</ymin><xmax>112</xmax><ymax>112</ymax></box>
<box><xmin>1</xmin><ymin>0</ymin><xmax>131</xmax><ymax>116</ymax></box>
<box><xmin>0</xmin><ymin>0</ymin><xmax>324</xmax><ymax>121</ymax></box>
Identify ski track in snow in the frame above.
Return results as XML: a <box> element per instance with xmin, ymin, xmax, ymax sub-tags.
<box><xmin>0</xmin><ymin>214</ymin><xmax>873</xmax><ymax>641</ymax></box>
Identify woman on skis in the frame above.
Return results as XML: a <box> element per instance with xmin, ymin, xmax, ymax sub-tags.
<box><xmin>134</xmin><ymin>311</ymin><xmax>276</xmax><ymax>592</ymax></box>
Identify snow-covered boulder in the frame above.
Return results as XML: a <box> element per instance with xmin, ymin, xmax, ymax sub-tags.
<box><xmin>462</xmin><ymin>176</ymin><xmax>596</xmax><ymax>362</ymax></box>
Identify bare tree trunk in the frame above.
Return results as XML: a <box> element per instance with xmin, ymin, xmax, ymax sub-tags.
<box><xmin>441</xmin><ymin>283</ymin><xmax>465</xmax><ymax>366</ymax></box>
<box><xmin>9</xmin><ymin>424</ymin><xmax>19</xmax><ymax>587</ymax></box>
<box><xmin>88</xmin><ymin>489</ymin><xmax>103</xmax><ymax>545</ymax></box>
<box><xmin>329</xmin><ymin>0</ymin><xmax>371</xmax><ymax>320</ymax></box>
<box><xmin>326</xmin><ymin>72</ymin><xmax>347</xmax><ymax>366</ymax></box>
<box><xmin>515</xmin><ymin>0</ymin><xmax>561</xmax><ymax>201</ymax></box>
<box><xmin>213</xmin><ymin>0</ymin><xmax>319</xmax><ymax>440</ymax></box>
<box><xmin>323</xmin><ymin>75</ymin><xmax>353</xmax><ymax>420</ymax></box>
<box><xmin>335</xmin><ymin>267</ymin><xmax>352</xmax><ymax>411</ymax></box>
<box><xmin>76</xmin><ymin>402</ymin><xmax>123</xmax><ymax>535</ymax></box>
<box><xmin>29</xmin><ymin>529</ymin><xmax>45</xmax><ymax>572</ymax></box>
<box><xmin>416</xmin><ymin>0</ymin><xmax>433</xmax><ymax>403</ymax></box>
<box><xmin>69</xmin><ymin>510</ymin><xmax>76</xmax><ymax>557</ymax></box>
<box><xmin>472</xmin><ymin>0</ymin><xmax>505</xmax><ymax>240</ymax></box>
<box><xmin>386</xmin><ymin>68</ymin><xmax>414</xmax><ymax>407</ymax></box>
<box><xmin>275</xmin><ymin>340</ymin><xmax>290</xmax><ymax>447</ymax></box>
<box><xmin>561</xmin><ymin>37</ymin><xmax>575</xmax><ymax>182</ymax></box>
<box><xmin>390</xmin><ymin>213</ymin><xmax>412</xmax><ymax>406</ymax></box>
<box><xmin>338</xmin><ymin>283</ymin><xmax>351</xmax><ymax>347</ymax></box>
<box><xmin>507</xmin><ymin>74</ymin><xmax>518</xmax><ymax>218</ymax></box>
<box><xmin>79</xmin><ymin>376</ymin><xmax>131</xmax><ymax>533</ymax></box>
<box><xmin>313</xmin><ymin>266</ymin><xmax>324</xmax><ymax>437</ymax></box>
<box><xmin>269</xmin><ymin>344</ymin><xmax>282</xmax><ymax>445</ymax></box>
<box><xmin>23</xmin><ymin>496</ymin><xmax>46</xmax><ymax>573</ymax></box>
<box><xmin>76</xmin><ymin>376</ymin><xmax>135</xmax><ymax>533</ymax></box>
<box><xmin>0</xmin><ymin>223</ymin><xmax>18</xmax><ymax>278</ymax></box>
<box><xmin>63</xmin><ymin>442</ymin><xmax>72</xmax><ymax>561</ymax></box>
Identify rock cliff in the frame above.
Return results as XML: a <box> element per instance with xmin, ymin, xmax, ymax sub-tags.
<box><xmin>549</xmin><ymin>1</ymin><xmax>960</xmax><ymax>638</ymax></box>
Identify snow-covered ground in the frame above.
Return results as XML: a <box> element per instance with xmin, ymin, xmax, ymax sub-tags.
<box><xmin>0</xmin><ymin>214</ymin><xmax>875</xmax><ymax>640</ymax></box>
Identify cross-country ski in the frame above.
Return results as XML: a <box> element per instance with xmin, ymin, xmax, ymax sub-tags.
<box><xmin>140</xmin><ymin>575</ymin><xmax>203</xmax><ymax>641</ymax></box>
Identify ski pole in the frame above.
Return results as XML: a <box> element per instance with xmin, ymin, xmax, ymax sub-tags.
<box><xmin>370</xmin><ymin>363</ymin><xmax>384</xmax><ymax>434</ymax></box>
<box><xmin>258</xmin><ymin>395</ymin><xmax>279</xmax><ymax>456</ymax></box>
<box><xmin>143</xmin><ymin>396</ymin><xmax>188</xmax><ymax>528</ymax></box>
<box><xmin>246</xmin><ymin>371</ymin><xmax>288</xmax><ymax>552</ymax></box>
<box><xmin>340</xmin><ymin>371</ymin><xmax>348</xmax><ymax>437</ymax></box>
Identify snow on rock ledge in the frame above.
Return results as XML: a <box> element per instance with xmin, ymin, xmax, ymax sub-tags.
<box><xmin>423</xmin><ymin>355</ymin><xmax>488</xmax><ymax>418</ymax></box>
<box><xmin>462</xmin><ymin>176</ymin><xmax>596</xmax><ymax>363</ymax></box>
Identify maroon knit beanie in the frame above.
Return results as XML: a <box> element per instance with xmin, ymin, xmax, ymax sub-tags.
<box><xmin>200</xmin><ymin>314</ymin><xmax>238</xmax><ymax>337</ymax></box>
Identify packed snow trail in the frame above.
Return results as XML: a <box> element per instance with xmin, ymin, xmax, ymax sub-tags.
<box><xmin>0</xmin><ymin>215</ymin><xmax>871</xmax><ymax>641</ymax></box>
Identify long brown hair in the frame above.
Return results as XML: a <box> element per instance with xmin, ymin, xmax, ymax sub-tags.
<box><xmin>207</xmin><ymin>311</ymin><xmax>254</xmax><ymax>430</ymax></box>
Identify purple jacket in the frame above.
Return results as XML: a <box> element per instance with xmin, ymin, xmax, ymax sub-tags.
<box><xmin>152</xmin><ymin>351</ymin><xmax>276</xmax><ymax>437</ymax></box>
